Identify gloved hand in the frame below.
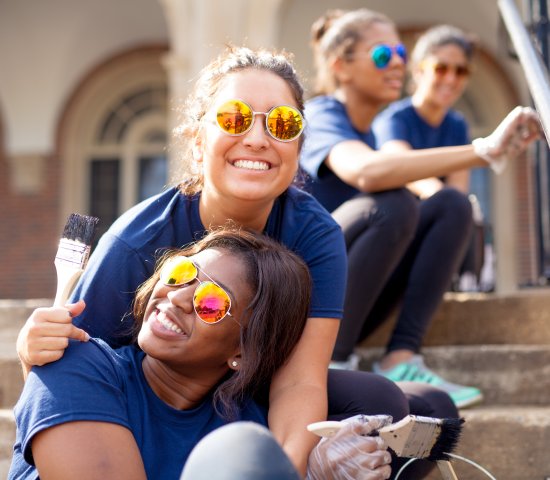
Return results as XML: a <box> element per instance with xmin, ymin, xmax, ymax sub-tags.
<box><xmin>306</xmin><ymin>415</ymin><xmax>393</xmax><ymax>480</ymax></box>
<box><xmin>472</xmin><ymin>106</ymin><xmax>541</xmax><ymax>174</ymax></box>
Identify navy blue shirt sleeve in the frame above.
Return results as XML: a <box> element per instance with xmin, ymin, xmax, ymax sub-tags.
<box><xmin>300</xmin><ymin>96</ymin><xmax>376</xmax><ymax>212</ymax></box>
<box><xmin>373</xmin><ymin>102</ymin><xmax>412</xmax><ymax>147</ymax></box>
<box><xmin>301</xmin><ymin>96</ymin><xmax>366</xmax><ymax>180</ymax></box>
<box><xmin>12</xmin><ymin>339</ymin><xmax>129</xmax><ymax>468</ymax></box>
<box><xmin>282</xmin><ymin>190</ymin><xmax>347</xmax><ymax>319</ymax></box>
<box><xmin>267</xmin><ymin>188</ymin><xmax>347</xmax><ymax>320</ymax></box>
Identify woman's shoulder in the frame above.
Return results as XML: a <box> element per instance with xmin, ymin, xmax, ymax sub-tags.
<box><xmin>103</xmin><ymin>187</ymin><xmax>199</xmax><ymax>253</ymax></box>
<box><xmin>18</xmin><ymin>339</ymin><xmax>135</xmax><ymax>415</ymax></box>
<box><xmin>270</xmin><ymin>187</ymin><xmax>345</xmax><ymax>253</ymax></box>
<box><xmin>109</xmin><ymin>186</ymin><xmax>183</xmax><ymax>235</ymax></box>
<box><xmin>376</xmin><ymin>97</ymin><xmax>414</xmax><ymax>122</ymax></box>
<box><xmin>305</xmin><ymin>95</ymin><xmax>344</xmax><ymax>115</ymax></box>
<box><xmin>446</xmin><ymin>108</ymin><xmax>468</xmax><ymax>126</ymax></box>
<box><xmin>284</xmin><ymin>187</ymin><xmax>339</xmax><ymax>226</ymax></box>
<box><xmin>39</xmin><ymin>338</ymin><xmax>134</xmax><ymax>376</ymax></box>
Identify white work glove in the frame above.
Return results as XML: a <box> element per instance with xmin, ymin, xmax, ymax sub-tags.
<box><xmin>306</xmin><ymin>415</ymin><xmax>393</xmax><ymax>480</ymax></box>
<box><xmin>472</xmin><ymin>106</ymin><xmax>541</xmax><ymax>174</ymax></box>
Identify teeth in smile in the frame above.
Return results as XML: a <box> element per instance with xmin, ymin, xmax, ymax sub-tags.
<box><xmin>157</xmin><ymin>312</ymin><xmax>183</xmax><ymax>334</ymax></box>
<box><xmin>234</xmin><ymin>160</ymin><xmax>269</xmax><ymax>171</ymax></box>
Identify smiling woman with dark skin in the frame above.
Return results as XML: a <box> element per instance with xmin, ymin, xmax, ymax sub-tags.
<box><xmin>11</xmin><ymin>229</ymin><xmax>359</xmax><ymax>480</ymax></box>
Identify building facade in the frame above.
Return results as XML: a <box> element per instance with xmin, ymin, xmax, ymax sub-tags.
<box><xmin>0</xmin><ymin>0</ymin><xmax>543</xmax><ymax>298</ymax></box>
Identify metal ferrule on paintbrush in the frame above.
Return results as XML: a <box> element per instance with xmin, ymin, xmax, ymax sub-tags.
<box><xmin>53</xmin><ymin>213</ymin><xmax>99</xmax><ymax>307</ymax></box>
<box><xmin>376</xmin><ymin>414</ymin><xmax>463</xmax><ymax>461</ymax></box>
<box><xmin>375</xmin><ymin>415</ymin><xmax>464</xmax><ymax>480</ymax></box>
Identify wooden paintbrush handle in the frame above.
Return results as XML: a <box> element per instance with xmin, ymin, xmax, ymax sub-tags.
<box><xmin>437</xmin><ymin>460</ymin><xmax>459</xmax><ymax>480</ymax></box>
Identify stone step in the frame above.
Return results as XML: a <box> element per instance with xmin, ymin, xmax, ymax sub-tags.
<box><xmin>1</xmin><ymin>342</ymin><xmax>548</xmax><ymax>404</ymax></box>
<box><xmin>357</xmin><ymin>345</ymin><xmax>550</xmax><ymax>405</ymax></box>
<box><xmin>1</xmin><ymin>294</ymin><xmax>548</xmax><ymax>479</ymax></box>
<box><xmin>0</xmin><ymin>408</ymin><xmax>15</xmax><ymax>479</ymax></box>
<box><xmin>0</xmin><ymin>299</ymin><xmax>48</xmax><ymax>330</ymax></box>
<box><xmin>1</xmin><ymin>345</ymin><xmax>549</xmax><ymax>410</ymax></box>
<box><xmin>1</xmin><ymin>406</ymin><xmax>548</xmax><ymax>479</ymax></box>
<box><xmin>361</xmin><ymin>288</ymin><xmax>550</xmax><ymax>348</ymax></box>
<box><xmin>4</xmin><ymin>290</ymin><xmax>549</xmax><ymax>349</ymax></box>
<box><xmin>0</xmin><ymin>357</ymin><xmax>23</xmax><ymax>410</ymax></box>
<box><xmin>453</xmin><ymin>406</ymin><xmax>550</xmax><ymax>480</ymax></box>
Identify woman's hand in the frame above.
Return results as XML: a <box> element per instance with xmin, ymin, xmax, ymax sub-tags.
<box><xmin>473</xmin><ymin>106</ymin><xmax>542</xmax><ymax>174</ymax></box>
<box><xmin>306</xmin><ymin>415</ymin><xmax>392</xmax><ymax>480</ymax></box>
<box><xmin>17</xmin><ymin>300</ymin><xmax>89</xmax><ymax>374</ymax></box>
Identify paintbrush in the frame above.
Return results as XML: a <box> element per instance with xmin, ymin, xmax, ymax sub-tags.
<box><xmin>53</xmin><ymin>213</ymin><xmax>99</xmax><ymax>307</ymax></box>
<box><xmin>308</xmin><ymin>414</ymin><xmax>464</xmax><ymax>479</ymax></box>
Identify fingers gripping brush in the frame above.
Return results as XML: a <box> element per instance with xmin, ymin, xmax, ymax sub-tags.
<box><xmin>308</xmin><ymin>415</ymin><xmax>464</xmax><ymax>480</ymax></box>
<box><xmin>53</xmin><ymin>213</ymin><xmax>99</xmax><ymax>307</ymax></box>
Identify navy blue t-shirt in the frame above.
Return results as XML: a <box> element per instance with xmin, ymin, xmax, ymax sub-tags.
<box><xmin>70</xmin><ymin>186</ymin><xmax>346</xmax><ymax>347</ymax></box>
<box><xmin>372</xmin><ymin>97</ymin><xmax>470</xmax><ymax>150</ymax></box>
<box><xmin>9</xmin><ymin>339</ymin><xmax>267</xmax><ymax>480</ymax></box>
<box><xmin>300</xmin><ymin>96</ymin><xmax>376</xmax><ymax>213</ymax></box>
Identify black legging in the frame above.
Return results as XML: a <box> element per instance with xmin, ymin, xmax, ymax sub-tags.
<box><xmin>328</xmin><ymin>369</ymin><xmax>458</xmax><ymax>479</ymax></box>
<box><xmin>185</xmin><ymin>370</ymin><xmax>458</xmax><ymax>480</ymax></box>
<box><xmin>182</xmin><ymin>371</ymin><xmax>456</xmax><ymax>480</ymax></box>
<box><xmin>332</xmin><ymin>187</ymin><xmax>473</xmax><ymax>360</ymax></box>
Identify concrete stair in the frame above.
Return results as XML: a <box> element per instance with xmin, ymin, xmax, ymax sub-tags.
<box><xmin>357</xmin><ymin>288</ymin><xmax>550</xmax><ymax>479</ymax></box>
<box><xmin>1</xmin><ymin>292</ymin><xmax>550</xmax><ymax>479</ymax></box>
<box><xmin>0</xmin><ymin>299</ymin><xmax>47</xmax><ymax>479</ymax></box>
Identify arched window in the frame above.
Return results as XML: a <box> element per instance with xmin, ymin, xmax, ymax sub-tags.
<box><xmin>56</xmin><ymin>46</ymin><xmax>169</xmax><ymax>240</ymax></box>
<box><xmin>89</xmin><ymin>85</ymin><xmax>168</xmax><ymax>239</ymax></box>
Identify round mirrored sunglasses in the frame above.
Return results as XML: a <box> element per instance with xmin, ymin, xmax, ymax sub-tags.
<box><xmin>214</xmin><ymin>99</ymin><xmax>305</xmax><ymax>142</ymax></box>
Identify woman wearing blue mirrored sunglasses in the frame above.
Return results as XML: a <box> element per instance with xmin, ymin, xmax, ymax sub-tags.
<box><xmin>301</xmin><ymin>10</ymin><xmax>540</xmax><ymax>477</ymax></box>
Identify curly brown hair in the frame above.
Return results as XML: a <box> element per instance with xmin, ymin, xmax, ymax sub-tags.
<box><xmin>133</xmin><ymin>227</ymin><xmax>311</xmax><ymax>420</ymax></box>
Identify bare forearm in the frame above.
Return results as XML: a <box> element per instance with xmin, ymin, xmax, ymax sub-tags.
<box><xmin>357</xmin><ymin>145</ymin><xmax>484</xmax><ymax>192</ymax></box>
<box><xmin>328</xmin><ymin>142</ymin><xmax>485</xmax><ymax>193</ymax></box>
<box><xmin>267</xmin><ymin>317</ymin><xmax>338</xmax><ymax>476</ymax></box>
<box><xmin>269</xmin><ymin>384</ymin><xmax>327</xmax><ymax>477</ymax></box>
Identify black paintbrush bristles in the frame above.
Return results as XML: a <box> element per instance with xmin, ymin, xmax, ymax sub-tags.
<box><xmin>427</xmin><ymin>417</ymin><xmax>465</xmax><ymax>461</ymax></box>
<box><xmin>53</xmin><ymin>213</ymin><xmax>100</xmax><ymax>306</ymax></box>
<box><xmin>61</xmin><ymin>213</ymin><xmax>99</xmax><ymax>244</ymax></box>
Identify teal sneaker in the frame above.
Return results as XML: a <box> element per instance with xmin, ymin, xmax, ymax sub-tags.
<box><xmin>373</xmin><ymin>355</ymin><xmax>483</xmax><ymax>409</ymax></box>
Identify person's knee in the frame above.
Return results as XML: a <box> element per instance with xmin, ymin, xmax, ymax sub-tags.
<box><xmin>399</xmin><ymin>382</ymin><xmax>459</xmax><ymax>419</ymax></box>
<box><xmin>180</xmin><ymin>422</ymin><xmax>300</xmax><ymax>480</ymax></box>
<box><xmin>433</xmin><ymin>188</ymin><xmax>473</xmax><ymax>226</ymax></box>
<box><xmin>375</xmin><ymin>189</ymin><xmax>420</xmax><ymax>243</ymax></box>
<box><xmin>328</xmin><ymin>370</ymin><xmax>410</xmax><ymax>421</ymax></box>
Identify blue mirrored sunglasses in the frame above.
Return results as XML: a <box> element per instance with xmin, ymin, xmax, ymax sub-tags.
<box><xmin>370</xmin><ymin>43</ymin><xmax>407</xmax><ymax>69</ymax></box>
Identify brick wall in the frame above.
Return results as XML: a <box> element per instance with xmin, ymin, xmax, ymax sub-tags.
<box><xmin>0</xmin><ymin>150</ymin><xmax>59</xmax><ymax>299</ymax></box>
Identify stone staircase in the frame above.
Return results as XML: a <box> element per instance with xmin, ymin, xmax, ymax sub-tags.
<box><xmin>357</xmin><ymin>289</ymin><xmax>550</xmax><ymax>479</ymax></box>
<box><xmin>1</xmin><ymin>292</ymin><xmax>549</xmax><ymax>479</ymax></box>
<box><xmin>0</xmin><ymin>299</ymin><xmax>48</xmax><ymax>479</ymax></box>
